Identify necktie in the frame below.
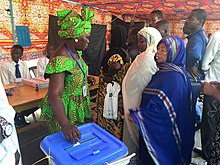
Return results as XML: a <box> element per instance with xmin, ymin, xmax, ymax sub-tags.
<box><xmin>15</xmin><ymin>63</ymin><xmax>21</xmax><ymax>78</ymax></box>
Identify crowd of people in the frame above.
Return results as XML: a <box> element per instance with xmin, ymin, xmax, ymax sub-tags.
<box><xmin>0</xmin><ymin>7</ymin><xmax>220</xmax><ymax>165</ymax></box>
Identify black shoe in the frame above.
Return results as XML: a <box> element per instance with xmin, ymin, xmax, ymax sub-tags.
<box><xmin>14</xmin><ymin>113</ymin><xmax>30</xmax><ymax>129</ymax></box>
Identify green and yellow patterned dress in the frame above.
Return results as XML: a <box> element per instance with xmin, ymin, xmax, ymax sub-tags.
<box><xmin>39</xmin><ymin>55</ymin><xmax>91</xmax><ymax>134</ymax></box>
<box><xmin>93</xmin><ymin>63</ymin><xmax>130</xmax><ymax>140</ymax></box>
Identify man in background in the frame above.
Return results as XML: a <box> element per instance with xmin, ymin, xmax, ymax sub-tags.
<box><xmin>0</xmin><ymin>45</ymin><xmax>32</xmax><ymax>128</ymax></box>
<box><xmin>148</xmin><ymin>10</ymin><xmax>163</xmax><ymax>27</ymax></box>
<box><xmin>0</xmin><ymin>44</ymin><xmax>30</xmax><ymax>85</ymax></box>
<box><xmin>37</xmin><ymin>43</ymin><xmax>54</xmax><ymax>77</ymax></box>
<box><xmin>183</xmin><ymin>8</ymin><xmax>208</xmax><ymax>122</ymax></box>
<box><xmin>155</xmin><ymin>20</ymin><xmax>170</xmax><ymax>38</ymax></box>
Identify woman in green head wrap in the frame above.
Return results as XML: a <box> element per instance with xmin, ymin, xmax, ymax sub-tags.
<box><xmin>39</xmin><ymin>8</ymin><xmax>94</xmax><ymax>143</ymax></box>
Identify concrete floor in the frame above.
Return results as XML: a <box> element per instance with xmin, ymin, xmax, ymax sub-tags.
<box><xmin>18</xmin><ymin>123</ymin><xmax>49</xmax><ymax>165</ymax></box>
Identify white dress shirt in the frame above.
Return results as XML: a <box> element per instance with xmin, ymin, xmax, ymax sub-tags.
<box><xmin>0</xmin><ymin>60</ymin><xmax>30</xmax><ymax>85</ymax></box>
<box><xmin>202</xmin><ymin>32</ymin><xmax>220</xmax><ymax>81</ymax></box>
<box><xmin>0</xmin><ymin>79</ymin><xmax>22</xmax><ymax>165</ymax></box>
<box><xmin>37</xmin><ymin>56</ymin><xmax>49</xmax><ymax>77</ymax></box>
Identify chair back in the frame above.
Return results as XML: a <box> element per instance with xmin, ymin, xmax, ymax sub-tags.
<box><xmin>29</xmin><ymin>66</ymin><xmax>37</xmax><ymax>78</ymax></box>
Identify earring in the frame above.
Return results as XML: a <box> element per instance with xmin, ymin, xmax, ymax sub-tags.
<box><xmin>75</xmin><ymin>38</ymin><xmax>78</xmax><ymax>43</ymax></box>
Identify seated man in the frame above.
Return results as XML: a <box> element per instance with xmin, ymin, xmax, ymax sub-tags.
<box><xmin>37</xmin><ymin>43</ymin><xmax>54</xmax><ymax>77</ymax></box>
<box><xmin>0</xmin><ymin>44</ymin><xmax>30</xmax><ymax>85</ymax></box>
<box><xmin>0</xmin><ymin>45</ymin><xmax>33</xmax><ymax>128</ymax></box>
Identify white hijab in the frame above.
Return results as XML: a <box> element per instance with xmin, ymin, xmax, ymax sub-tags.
<box><xmin>122</xmin><ymin>27</ymin><xmax>162</xmax><ymax>150</ymax></box>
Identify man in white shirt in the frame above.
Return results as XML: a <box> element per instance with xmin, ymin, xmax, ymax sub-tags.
<box><xmin>202</xmin><ymin>32</ymin><xmax>220</xmax><ymax>82</ymax></box>
<box><xmin>201</xmin><ymin>32</ymin><xmax>220</xmax><ymax>161</ymax></box>
<box><xmin>0</xmin><ymin>79</ymin><xmax>22</xmax><ymax>165</ymax></box>
<box><xmin>37</xmin><ymin>43</ymin><xmax>54</xmax><ymax>77</ymax></box>
<box><xmin>0</xmin><ymin>45</ymin><xmax>32</xmax><ymax>128</ymax></box>
<box><xmin>0</xmin><ymin>44</ymin><xmax>30</xmax><ymax>85</ymax></box>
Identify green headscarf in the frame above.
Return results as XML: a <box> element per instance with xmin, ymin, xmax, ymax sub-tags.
<box><xmin>57</xmin><ymin>8</ymin><xmax>94</xmax><ymax>39</ymax></box>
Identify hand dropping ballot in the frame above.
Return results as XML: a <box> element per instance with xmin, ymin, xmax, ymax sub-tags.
<box><xmin>40</xmin><ymin>123</ymin><xmax>128</xmax><ymax>165</ymax></box>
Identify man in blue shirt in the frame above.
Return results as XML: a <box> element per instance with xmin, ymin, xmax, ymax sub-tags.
<box><xmin>183</xmin><ymin>9</ymin><xmax>208</xmax><ymax>122</ymax></box>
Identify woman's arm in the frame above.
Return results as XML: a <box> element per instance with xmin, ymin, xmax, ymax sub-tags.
<box><xmin>48</xmin><ymin>72</ymin><xmax>80</xmax><ymax>143</ymax></box>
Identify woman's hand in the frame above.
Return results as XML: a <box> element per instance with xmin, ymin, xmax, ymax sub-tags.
<box><xmin>201</xmin><ymin>82</ymin><xmax>218</xmax><ymax>96</ymax></box>
<box><xmin>186</xmin><ymin>66</ymin><xmax>201</xmax><ymax>79</ymax></box>
<box><xmin>87</xmin><ymin>76</ymin><xmax>96</xmax><ymax>85</ymax></box>
<box><xmin>127</xmin><ymin>113</ymin><xmax>134</xmax><ymax>122</ymax></box>
<box><xmin>122</xmin><ymin>113</ymin><xmax>134</xmax><ymax>122</ymax></box>
<box><xmin>210</xmin><ymin>81</ymin><xmax>220</xmax><ymax>90</ymax></box>
<box><xmin>61</xmin><ymin>124</ymin><xmax>81</xmax><ymax>143</ymax></box>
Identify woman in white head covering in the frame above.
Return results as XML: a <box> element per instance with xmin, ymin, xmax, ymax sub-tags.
<box><xmin>122</xmin><ymin>27</ymin><xmax>162</xmax><ymax>156</ymax></box>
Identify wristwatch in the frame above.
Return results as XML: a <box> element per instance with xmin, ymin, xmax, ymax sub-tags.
<box><xmin>0</xmin><ymin>116</ymin><xmax>13</xmax><ymax>139</ymax></box>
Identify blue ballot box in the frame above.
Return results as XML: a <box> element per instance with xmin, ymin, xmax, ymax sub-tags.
<box><xmin>40</xmin><ymin>123</ymin><xmax>128</xmax><ymax>165</ymax></box>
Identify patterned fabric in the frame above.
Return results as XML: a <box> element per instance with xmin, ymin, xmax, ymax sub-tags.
<box><xmin>107</xmin><ymin>54</ymin><xmax>124</xmax><ymax>66</ymax></box>
<box><xmin>143</xmin><ymin>88</ymin><xmax>182</xmax><ymax>152</ymax></box>
<box><xmin>57</xmin><ymin>8</ymin><xmax>94</xmax><ymax>39</ymax></box>
<box><xmin>130</xmin><ymin>36</ymin><xmax>195</xmax><ymax>165</ymax></box>
<box><xmin>157</xmin><ymin>36</ymin><xmax>185</xmax><ymax>67</ymax></box>
<box><xmin>93</xmin><ymin>63</ymin><xmax>130</xmax><ymax>140</ymax></box>
<box><xmin>209</xmin><ymin>125</ymin><xmax>220</xmax><ymax>165</ymax></box>
<box><xmin>201</xmin><ymin>95</ymin><xmax>220</xmax><ymax>161</ymax></box>
<box><xmin>39</xmin><ymin>56</ymin><xmax>90</xmax><ymax>134</ymax></box>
